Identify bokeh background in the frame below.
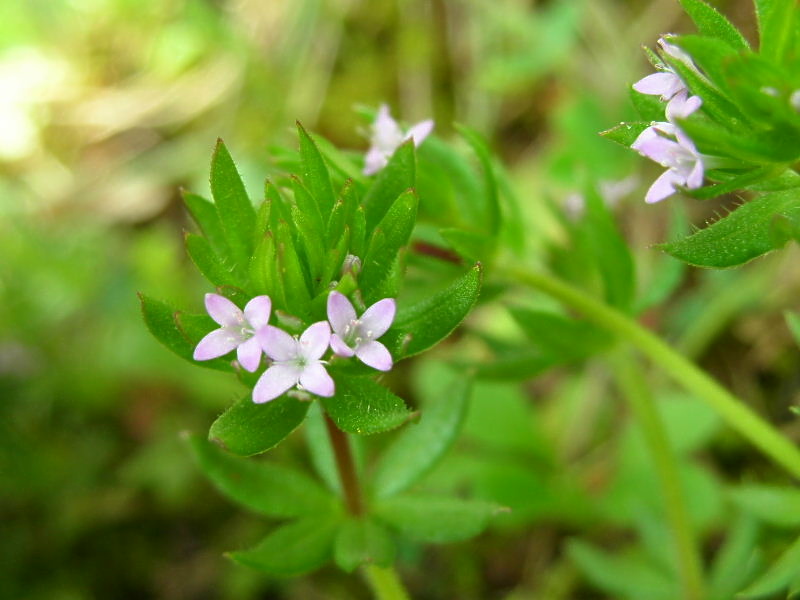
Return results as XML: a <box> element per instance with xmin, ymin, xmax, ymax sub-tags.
<box><xmin>2</xmin><ymin>0</ymin><xmax>798</xmax><ymax>598</ymax></box>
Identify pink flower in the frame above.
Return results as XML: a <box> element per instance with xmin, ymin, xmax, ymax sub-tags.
<box><xmin>193</xmin><ymin>294</ymin><xmax>271</xmax><ymax>372</ymax></box>
<box><xmin>363</xmin><ymin>104</ymin><xmax>433</xmax><ymax>175</ymax></box>
<box><xmin>252</xmin><ymin>322</ymin><xmax>334</xmax><ymax>403</ymax></box>
<box><xmin>327</xmin><ymin>292</ymin><xmax>395</xmax><ymax>371</ymax></box>
<box><xmin>631</xmin><ymin>123</ymin><xmax>704</xmax><ymax>203</ymax></box>
<box><xmin>633</xmin><ymin>37</ymin><xmax>702</xmax><ymax>122</ymax></box>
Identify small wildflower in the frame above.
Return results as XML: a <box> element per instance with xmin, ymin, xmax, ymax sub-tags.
<box><xmin>791</xmin><ymin>90</ymin><xmax>800</xmax><ymax>112</ymax></box>
<box><xmin>327</xmin><ymin>291</ymin><xmax>395</xmax><ymax>371</ymax></box>
<box><xmin>193</xmin><ymin>294</ymin><xmax>271</xmax><ymax>372</ymax></box>
<box><xmin>341</xmin><ymin>254</ymin><xmax>362</xmax><ymax>276</ymax></box>
<box><xmin>364</xmin><ymin>104</ymin><xmax>433</xmax><ymax>175</ymax></box>
<box><xmin>633</xmin><ymin>37</ymin><xmax>702</xmax><ymax>122</ymax></box>
<box><xmin>631</xmin><ymin>123</ymin><xmax>704</xmax><ymax>203</ymax></box>
<box><xmin>253</xmin><ymin>321</ymin><xmax>334</xmax><ymax>403</ymax></box>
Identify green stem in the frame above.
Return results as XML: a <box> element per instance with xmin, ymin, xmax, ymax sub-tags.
<box><xmin>363</xmin><ymin>565</ymin><xmax>411</xmax><ymax>600</ymax></box>
<box><xmin>611</xmin><ymin>350</ymin><xmax>705</xmax><ymax>600</ymax></box>
<box><xmin>322</xmin><ymin>411</ymin><xmax>412</xmax><ymax>600</ymax></box>
<box><xmin>507</xmin><ymin>266</ymin><xmax>800</xmax><ymax>479</ymax></box>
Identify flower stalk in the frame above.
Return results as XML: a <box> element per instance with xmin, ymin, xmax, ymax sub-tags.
<box><xmin>507</xmin><ymin>265</ymin><xmax>800</xmax><ymax>479</ymax></box>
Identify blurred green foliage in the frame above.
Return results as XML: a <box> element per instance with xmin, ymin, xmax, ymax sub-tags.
<box><xmin>2</xmin><ymin>0</ymin><xmax>800</xmax><ymax>598</ymax></box>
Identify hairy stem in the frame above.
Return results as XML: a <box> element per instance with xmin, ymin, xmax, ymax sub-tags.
<box><xmin>612</xmin><ymin>350</ymin><xmax>705</xmax><ymax>600</ymax></box>
<box><xmin>508</xmin><ymin>266</ymin><xmax>800</xmax><ymax>479</ymax></box>
<box><xmin>323</xmin><ymin>411</ymin><xmax>363</xmax><ymax>515</ymax></box>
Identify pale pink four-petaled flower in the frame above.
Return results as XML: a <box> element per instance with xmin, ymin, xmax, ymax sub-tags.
<box><xmin>253</xmin><ymin>322</ymin><xmax>335</xmax><ymax>404</ymax></box>
<box><xmin>327</xmin><ymin>292</ymin><xmax>396</xmax><ymax>371</ymax></box>
<box><xmin>631</xmin><ymin>123</ymin><xmax>704</xmax><ymax>204</ymax></box>
<box><xmin>192</xmin><ymin>293</ymin><xmax>271</xmax><ymax>372</ymax></box>
<box><xmin>364</xmin><ymin>104</ymin><xmax>433</xmax><ymax>176</ymax></box>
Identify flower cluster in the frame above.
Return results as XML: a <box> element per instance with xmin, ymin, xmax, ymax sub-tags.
<box><xmin>193</xmin><ymin>290</ymin><xmax>396</xmax><ymax>404</ymax></box>
<box><xmin>631</xmin><ymin>37</ymin><xmax>705</xmax><ymax>203</ymax></box>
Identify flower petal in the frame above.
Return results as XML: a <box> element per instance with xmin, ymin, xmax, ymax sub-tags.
<box><xmin>205</xmin><ymin>294</ymin><xmax>244</xmax><ymax>327</ymax></box>
<box><xmin>363</xmin><ymin>147</ymin><xmax>388</xmax><ymax>176</ymax></box>
<box><xmin>252</xmin><ymin>364</ymin><xmax>301</xmax><ymax>404</ymax></box>
<box><xmin>360</xmin><ymin>298</ymin><xmax>396</xmax><ymax>339</ymax></box>
<box><xmin>645</xmin><ymin>169</ymin><xmax>682</xmax><ymax>204</ymax></box>
<box><xmin>666</xmin><ymin>91</ymin><xmax>702</xmax><ymax>121</ymax></box>
<box><xmin>405</xmin><ymin>120</ymin><xmax>434</xmax><ymax>147</ymax></box>
<box><xmin>373</xmin><ymin>104</ymin><xmax>404</xmax><ymax>150</ymax></box>
<box><xmin>686</xmin><ymin>158</ymin><xmax>704</xmax><ymax>189</ymax></box>
<box><xmin>237</xmin><ymin>336</ymin><xmax>262</xmax><ymax>372</ymax></box>
<box><xmin>299</xmin><ymin>321</ymin><xmax>331</xmax><ymax>361</ymax></box>
<box><xmin>193</xmin><ymin>327</ymin><xmax>244</xmax><ymax>361</ymax></box>
<box><xmin>633</xmin><ymin>134</ymin><xmax>681</xmax><ymax>168</ymax></box>
<box><xmin>244</xmin><ymin>295</ymin><xmax>272</xmax><ymax>330</ymax></box>
<box><xmin>330</xmin><ymin>333</ymin><xmax>355</xmax><ymax>357</ymax></box>
<box><xmin>632</xmin><ymin>72</ymin><xmax>681</xmax><ymax>98</ymax></box>
<box><xmin>327</xmin><ymin>292</ymin><xmax>357</xmax><ymax>336</ymax></box>
<box><xmin>299</xmin><ymin>362</ymin><xmax>335</xmax><ymax>397</ymax></box>
<box><xmin>355</xmin><ymin>340</ymin><xmax>393</xmax><ymax>371</ymax></box>
<box><xmin>258</xmin><ymin>325</ymin><xmax>298</xmax><ymax>361</ymax></box>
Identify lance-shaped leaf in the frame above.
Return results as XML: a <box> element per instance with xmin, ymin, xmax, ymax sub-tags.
<box><xmin>275</xmin><ymin>220</ymin><xmax>312</xmax><ymax>314</ymax></box>
<box><xmin>185</xmin><ymin>233</ymin><xmax>240</xmax><ymax>288</ymax></box>
<box><xmin>321</xmin><ymin>376</ymin><xmax>411</xmax><ymax>435</ymax></box>
<box><xmin>183</xmin><ymin>191</ymin><xmax>229</xmax><ymax>255</ymax></box>
<box><xmin>297</xmin><ymin>122</ymin><xmax>336</xmax><ymax>215</ymax></box>
<box><xmin>209</xmin><ymin>395</ymin><xmax>310</xmax><ymax>456</ymax></box>
<box><xmin>679</xmin><ymin>0</ymin><xmax>749</xmax><ymax>50</ymax></box>
<box><xmin>510</xmin><ymin>308</ymin><xmax>610</xmax><ymax>358</ymax></box>
<box><xmin>374</xmin><ymin>495</ymin><xmax>500</xmax><ymax>543</ymax></box>
<box><xmin>360</xmin><ymin>189</ymin><xmax>418</xmax><ymax>303</ymax></box>
<box><xmin>756</xmin><ymin>0</ymin><xmax>797</xmax><ymax>62</ymax></box>
<box><xmin>290</xmin><ymin>177</ymin><xmax>326</xmax><ymax>284</ymax></box>
<box><xmin>327</xmin><ymin>179</ymin><xmax>359</xmax><ymax>246</ymax></box>
<box><xmin>601</xmin><ymin>121</ymin><xmax>651</xmax><ymax>147</ymax></box>
<box><xmin>729</xmin><ymin>485</ymin><xmax>800</xmax><ymax>528</ymax></box>
<box><xmin>659</xmin><ymin>189</ymin><xmax>800</xmax><ymax>268</ymax></box>
<box><xmin>249</xmin><ymin>232</ymin><xmax>283</xmax><ymax>301</ymax></box>
<box><xmin>740</xmin><ymin>534</ymin><xmax>800</xmax><ymax>598</ymax></box>
<box><xmin>382</xmin><ymin>263</ymin><xmax>482</xmax><ymax>360</ymax></box>
<box><xmin>228</xmin><ymin>516</ymin><xmax>340</xmax><ymax>576</ymax></box>
<box><xmin>709</xmin><ymin>515</ymin><xmax>760</xmax><ymax>598</ymax></box>
<box><xmin>373</xmin><ymin>362</ymin><xmax>471</xmax><ymax>498</ymax></box>
<box><xmin>138</xmin><ymin>294</ymin><xmax>232</xmax><ymax>371</ymax></box>
<box><xmin>210</xmin><ymin>140</ymin><xmax>256</xmax><ymax>266</ymax></box>
<box><xmin>333</xmin><ymin>517</ymin><xmax>396</xmax><ymax>572</ymax></box>
<box><xmin>185</xmin><ymin>433</ymin><xmax>334</xmax><ymax>517</ymax></box>
<box><xmin>362</xmin><ymin>141</ymin><xmax>415</xmax><ymax>231</ymax></box>
<box><xmin>456</xmin><ymin>124</ymin><xmax>501</xmax><ymax>235</ymax></box>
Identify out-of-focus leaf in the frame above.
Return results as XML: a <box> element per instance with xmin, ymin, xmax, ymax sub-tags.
<box><xmin>208</xmin><ymin>395</ymin><xmax>310</xmax><ymax>456</ymax></box>
<box><xmin>374</xmin><ymin>495</ymin><xmax>499</xmax><ymax>543</ymax></box>
<box><xmin>210</xmin><ymin>140</ymin><xmax>256</xmax><ymax>266</ymax></box>
<box><xmin>756</xmin><ymin>0</ymin><xmax>797</xmax><ymax>63</ymax></box>
<box><xmin>659</xmin><ymin>190</ymin><xmax>800</xmax><ymax>268</ymax></box>
<box><xmin>509</xmin><ymin>308</ymin><xmax>609</xmax><ymax>357</ymax></box>
<box><xmin>456</xmin><ymin>124</ymin><xmax>501</xmax><ymax>234</ymax></box>
<box><xmin>786</xmin><ymin>311</ymin><xmax>800</xmax><ymax>347</ymax></box>
<box><xmin>333</xmin><ymin>517</ymin><xmax>395</xmax><ymax>572</ymax></box>
<box><xmin>322</xmin><ymin>376</ymin><xmax>411</xmax><ymax>435</ymax></box>
<box><xmin>372</xmin><ymin>362</ymin><xmax>472</xmax><ymax>498</ymax></box>
<box><xmin>678</xmin><ymin>0</ymin><xmax>749</xmax><ymax>50</ymax></box>
<box><xmin>228</xmin><ymin>516</ymin><xmax>340</xmax><ymax>576</ymax></box>
<box><xmin>730</xmin><ymin>485</ymin><xmax>800</xmax><ymax>528</ymax></box>
<box><xmin>382</xmin><ymin>264</ymin><xmax>482</xmax><ymax>360</ymax></box>
<box><xmin>709</xmin><ymin>515</ymin><xmax>760</xmax><ymax>599</ymax></box>
<box><xmin>185</xmin><ymin>433</ymin><xmax>333</xmax><ymax>517</ymax></box>
<box><xmin>362</xmin><ymin>141</ymin><xmax>415</xmax><ymax>231</ymax></box>
<box><xmin>439</xmin><ymin>227</ymin><xmax>490</xmax><ymax>262</ymax></box>
<box><xmin>304</xmin><ymin>403</ymin><xmax>341</xmax><ymax>494</ymax></box>
<box><xmin>740</xmin><ymin>534</ymin><xmax>800</xmax><ymax>598</ymax></box>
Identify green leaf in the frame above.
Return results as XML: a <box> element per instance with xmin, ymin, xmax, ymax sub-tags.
<box><xmin>138</xmin><ymin>294</ymin><xmax>231</xmax><ymax>371</ymax></box>
<box><xmin>362</xmin><ymin>141</ymin><xmax>415</xmax><ymax>231</ymax></box>
<box><xmin>333</xmin><ymin>518</ymin><xmax>395</xmax><ymax>572</ymax></box>
<box><xmin>740</xmin><ymin>534</ymin><xmax>800</xmax><ymax>598</ymax></box>
<box><xmin>275</xmin><ymin>220</ymin><xmax>312</xmax><ymax>313</ymax></box>
<box><xmin>509</xmin><ymin>308</ymin><xmax>609</xmax><ymax>358</ymax></box>
<box><xmin>185</xmin><ymin>233</ymin><xmax>240</xmax><ymax>288</ymax></box>
<box><xmin>228</xmin><ymin>516</ymin><xmax>339</xmax><ymax>576</ymax></box>
<box><xmin>786</xmin><ymin>311</ymin><xmax>800</xmax><ymax>347</ymax></box>
<box><xmin>756</xmin><ymin>0</ymin><xmax>797</xmax><ymax>62</ymax></box>
<box><xmin>360</xmin><ymin>189</ymin><xmax>418</xmax><ymax>303</ymax></box>
<box><xmin>630</xmin><ymin>87</ymin><xmax>666</xmax><ymax>122</ymax></box>
<box><xmin>210</xmin><ymin>140</ymin><xmax>256</xmax><ymax>266</ymax></box>
<box><xmin>185</xmin><ymin>433</ymin><xmax>333</xmax><ymax>517</ymax></box>
<box><xmin>249</xmin><ymin>232</ymin><xmax>282</xmax><ymax>300</ymax></box>
<box><xmin>709</xmin><ymin>515</ymin><xmax>760</xmax><ymax>599</ymax></box>
<box><xmin>297</xmin><ymin>122</ymin><xmax>336</xmax><ymax>215</ymax></box>
<box><xmin>439</xmin><ymin>227</ymin><xmax>491</xmax><ymax>262</ymax></box>
<box><xmin>304</xmin><ymin>402</ymin><xmax>341</xmax><ymax>493</ymax></box>
<box><xmin>209</xmin><ymin>395</ymin><xmax>310</xmax><ymax>456</ymax></box>
<box><xmin>327</xmin><ymin>179</ymin><xmax>359</xmax><ymax>247</ymax></box>
<box><xmin>659</xmin><ymin>189</ymin><xmax>800</xmax><ymax>268</ymax></box>
<box><xmin>600</xmin><ymin>121</ymin><xmax>651</xmax><ymax>147</ymax></box>
<box><xmin>372</xmin><ymin>362</ymin><xmax>472</xmax><ymax>498</ymax></box>
<box><xmin>729</xmin><ymin>485</ymin><xmax>800</xmax><ymax>528</ymax></box>
<box><xmin>456</xmin><ymin>124</ymin><xmax>501</xmax><ymax>234</ymax></box>
<box><xmin>678</xmin><ymin>0</ymin><xmax>749</xmax><ymax>50</ymax></box>
<box><xmin>382</xmin><ymin>264</ymin><xmax>482</xmax><ymax>360</ymax></box>
<box><xmin>321</xmin><ymin>376</ymin><xmax>411</xmax><ymax>435</ymax></box>
<box><xmin>183</xmin><ymin>191</ymin><xmax>229</xmax><ymax>255</ymax></box>
<box><xmin>374</xmin><ymin>495</ymin><xmax>499</xmax><ymax>543</ymax></box>
<box><xmin>289</xmin><ymin>177</ymin><xmax>326</xmax><ymax>285</ymax></box>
